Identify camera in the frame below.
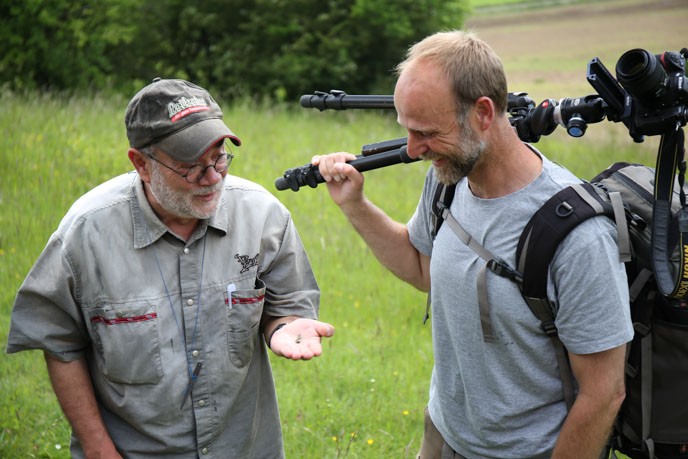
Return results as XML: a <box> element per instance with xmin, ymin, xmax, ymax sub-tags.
<box><xmin>615</xmin><ymin>48</ymin><xmax>688</xmax><ymax>139</ymax></box>
<box><xmin>586</xmin><ymin>47</ymin><xmax>688</xmax><ymax>141</ymax></box>
<box><xmin>616</xmin><ymin>48</ymin><xmax>687</xmax><ymax>111</ymax></box>
<box><xmin>511</xmin><ymin>47</ymin><xmax>688</xmax><ymax>143</ymax></box>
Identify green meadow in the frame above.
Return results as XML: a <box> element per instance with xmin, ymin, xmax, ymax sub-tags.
<box><xmin>1</xmin><ymin>0</ymin><xmax>685</xmax><ymax>457</ymax></box>
<box><xmin>0</xmin><ymin>90</ymin><xmax>658</xmax><ymax>459</ymax></box>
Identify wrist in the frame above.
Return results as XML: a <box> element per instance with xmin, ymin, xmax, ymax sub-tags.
<box><xmin>267</xmin><ymin>323</ymin><xmax>288</xmax><ymax>349</ymax></box>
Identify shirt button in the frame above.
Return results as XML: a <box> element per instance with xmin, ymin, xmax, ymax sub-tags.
<box><xmin>198</xmin><ymin>399</ymin><xmax>206</xmax><ymax>407</ymax></box>
<box><xmin>183</xmin><ymin>248</ymin><xmax>190</xmax><ymax>254</ymax></box>
<box><xmin>192</xmin><ymin>350</ymin><xmax>200</xmax><ymax>357</ymax></box>
<box><xmin>201</xmin><ymin>447</ymin><xmax>209</xmax><ymax>455</ymax></box>
<box><xmin>186</xmin><ymin>298</ymin><xmax>194</xmax><ymax>306</ymax></box>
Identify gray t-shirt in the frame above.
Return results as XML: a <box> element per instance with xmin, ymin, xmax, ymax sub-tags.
<box><xmin>7</xmin><ymin>172</ymin><xmax>319</xmax><ymax>458</ymax></box>
<box><xmin>408</xmin><ymin>148</ymin><xmax>633</xmax><ymax>458</ymax></box>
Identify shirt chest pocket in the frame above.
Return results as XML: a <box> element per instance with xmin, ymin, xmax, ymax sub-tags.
<box><xmin>226</xmin><ymin>278</ymin><xmax>265</xmax><ymax>368</ymax></box>
<box><xmin>89</xmin><ymin>304</ymin><xmax>163</xmax><ymax>385</ymax></box>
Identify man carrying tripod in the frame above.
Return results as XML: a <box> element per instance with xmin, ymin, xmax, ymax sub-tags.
<box><xmin>313</xmin><ymin>30</ymin><xmax>633</xmax><ymax>458</ymax></box>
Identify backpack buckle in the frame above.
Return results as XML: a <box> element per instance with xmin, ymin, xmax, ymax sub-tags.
<box><xmin>541</xmin><ymin>320</ymin><xmax>558</xmax><ymax>337</ymax></box>
<box><xmin>487</xmin><ymin>259</ymin><xmax>523</xmax><ymax>284</ymax></box>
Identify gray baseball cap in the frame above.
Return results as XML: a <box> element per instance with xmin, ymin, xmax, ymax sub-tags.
<box><xmin>125</xmin><ymin>78</ymin><xmax>241</xmax><ymax>162</ymax></box>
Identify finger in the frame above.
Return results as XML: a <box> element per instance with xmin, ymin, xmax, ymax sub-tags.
<box><xmin>297</xmin><ymin>338</ymin><xmax>323</xmax><ymax>360</ymax></box>
<box><xmin>286</xmin><ymin>334</ymin><xmax>324</xmax><ymax>360</ymax></box>
<box><xmin>332</xmin><ymin>162</ymin><xmax>366</xmax><ymax>186</ymax></box>
<box><xmin>290</xmin><ymin>319</ymin><xmax>334</xmax><ymax>339</ymax></box>
<box><xmin>306</xmin><ymin>339</ymin><xmax>323</xmax><ymax>358</ymax></box>
<box><xmin>315</xmin><ymin>153</ymin><xmax>357</xmax><ymax>182</ymax></box>
<box><xmin>313</xmin><ymin>320</ymin><xmax>335</xmax><ymax>338</ymax></box>
<box><xmin>316</xmin><ymin>156</ymin><xmax>335</xmax><ymax>183</ymax></box>
<box><xmin>272</xmin><ymin>336</ymin><xmax>301</xmax><ymax>360</ymax></box>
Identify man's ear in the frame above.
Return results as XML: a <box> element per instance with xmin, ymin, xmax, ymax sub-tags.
<box><xmin>473</xmin><ymin>96</ymin><xmax>496</xmax><ymax>131</ymax></box>
<box><xmin>128</xmin><ymin>148</ymin><xmax>152</xmax><ymax>183</ymax></box>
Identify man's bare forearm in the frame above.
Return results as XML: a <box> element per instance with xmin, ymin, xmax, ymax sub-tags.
<box><xmin>44</xmin><ymin>353</ymin><xmax>121</xmax><ymax>458</ymax></box>
<box><xmin>340</xmin><ymin>197</ymin><xmax>429</xmax><ymax>291</ymax></box>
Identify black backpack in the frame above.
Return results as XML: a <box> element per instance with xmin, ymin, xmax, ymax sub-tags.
<box><xmin>431</xmin><ymin>162</ymin><xmax>688</xmax><ymax>459</ymax></box>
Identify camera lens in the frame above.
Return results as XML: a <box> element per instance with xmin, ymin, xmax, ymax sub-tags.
<box><xmin>616</xmin><ymin>48</ymin><xmax>669</xmax><ymax>107</ymax></box>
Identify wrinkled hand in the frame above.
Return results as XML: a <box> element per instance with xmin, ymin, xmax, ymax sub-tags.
<box><xmin>270</xmin><ymin>318</ymin><xmax>335</xmax><ymax>360</ymax></box>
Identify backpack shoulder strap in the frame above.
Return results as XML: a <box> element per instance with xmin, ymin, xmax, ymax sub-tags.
<box><xmin>431</xmin><ymin>182</ymin><xmax>456</xmax><ymax>240</ymax></box>
<box><xmin>516</xmin><ymin>182</ymin><xmax>622</xmax><ymax>302</ymax></box>
<box><xmin>424</xmin><ymin>182</ymin><xmax>457</xmax><ymax>324</ymax></box>
<box><xmin>435</xmin><ymin>180</ymin><xmax>627</xmax><ymax>410</ymax></box>
<box><xmin>516</xmin><ymin>181</ymin><xmax>625</xmax><ymax>410</ymax></box>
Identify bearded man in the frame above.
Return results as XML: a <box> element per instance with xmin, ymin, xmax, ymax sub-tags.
<box><xmin>312</xmin><ymin>31</ymin><xmax>632</xmax><ymax>459</ymax></box>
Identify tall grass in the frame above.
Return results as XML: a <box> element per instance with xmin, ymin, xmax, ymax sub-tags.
<box><xmin>0</xmin><ymin>87</ymin><xmax>657</xmax><ymax>458</ymax></box>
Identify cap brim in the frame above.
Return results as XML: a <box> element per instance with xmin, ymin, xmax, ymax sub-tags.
<box><xmin>155</xmin><ymin>118</ymin><xmax>241</xmax><ymax>162</ymax></box>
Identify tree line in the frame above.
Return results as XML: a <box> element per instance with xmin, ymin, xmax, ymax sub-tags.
<box><xmin>1</xmin><ymin>0</ymin><xmax>467</xmax><ymax>102</ymax></box>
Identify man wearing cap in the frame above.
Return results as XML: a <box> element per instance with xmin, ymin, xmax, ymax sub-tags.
<box><xmin>6</xmin><ymin>78</ymin><xmax>334</xmax><ymax>458</ymax></box>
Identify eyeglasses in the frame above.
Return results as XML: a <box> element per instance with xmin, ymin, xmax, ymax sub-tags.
<box><xmin>147</xmin><ymin>151</ymin><xmax>233</xmax><ymax>183</ymax></box>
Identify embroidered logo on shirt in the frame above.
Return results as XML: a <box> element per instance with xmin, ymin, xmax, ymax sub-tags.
<box><xmin>235</xmin><ymin>253</ymin><xmax>259</xmax><ymax>274</ymax></box>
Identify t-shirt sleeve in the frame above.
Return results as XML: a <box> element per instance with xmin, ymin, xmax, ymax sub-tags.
<box><xmin>550</xmin><ymin>217</ymin><xmax>634</xmax><ymax>354</ymax></box>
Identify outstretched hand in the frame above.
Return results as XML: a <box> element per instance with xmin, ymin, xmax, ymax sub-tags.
<box><xmin>269</xmin><ymin>318</ymin><xmax>335</xmax><ymax>360</ymax></box>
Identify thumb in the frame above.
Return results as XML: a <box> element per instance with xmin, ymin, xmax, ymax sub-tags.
<box><xmin>314</xmin><ymin>320</ymin><xmax>335</xmax><ymax>338</ymax></box>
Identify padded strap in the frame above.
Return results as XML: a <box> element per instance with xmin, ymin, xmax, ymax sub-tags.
<box><xmin>515</xmin><ymin>182</ymin><xmax>619</xmax><ymax>411</ymax></box>
<box><xmin>517</xmin><ymin>182</ymin><xmax>616</xmax><ymax>300</ymax></box>
<box><xmin>432</xmin><ymin>183</ymin><xmax>456</xmax><ymax>240</ymax></box>
<box><xmin>652</xmin><ymin>126</ymin><xmax>688</xmax><ymax>298</ymax></box>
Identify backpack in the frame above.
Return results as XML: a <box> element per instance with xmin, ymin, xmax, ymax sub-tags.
<box><xmin>430</xmin><ymin>161</ymin><xmax>688</xmax><ymax>459</ymax></box>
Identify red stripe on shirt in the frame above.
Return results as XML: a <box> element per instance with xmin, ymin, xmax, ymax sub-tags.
<box><xmin>91</xmin><ymin>312</ymin><xmax>158</xmax><ymax>325</ymax></box>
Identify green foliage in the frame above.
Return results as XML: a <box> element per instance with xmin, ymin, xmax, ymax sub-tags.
<box><xmin>0</xmin><ymin>0</ymin><xmax>138</xmax><ymax>91</ymax></box>
<box><xmin>0</xmin><ymin>0</ymin><xmax>467</xmax><ymax>101</ymax></box>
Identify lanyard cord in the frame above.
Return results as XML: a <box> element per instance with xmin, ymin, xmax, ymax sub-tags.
<box><xmin>150</xmin><ymin>233</ymin><xmax>207</xmax><ymax>380</ymax></box>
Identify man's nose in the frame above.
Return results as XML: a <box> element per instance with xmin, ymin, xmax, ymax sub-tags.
<box><xmin>405</xmin><ymin>132</ymin><xmax>428</xmax><ymax>159</ymax></box>
<box><xmin>198</xmin><ymin>165</ymin><xmax>223</xmax><ymax>185</ymax></box>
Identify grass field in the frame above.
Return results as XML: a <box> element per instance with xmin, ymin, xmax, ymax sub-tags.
<box><xmin>1</xmin><ymin>0</ymin><xmax>687</xmax><ymax>457</ymax></box>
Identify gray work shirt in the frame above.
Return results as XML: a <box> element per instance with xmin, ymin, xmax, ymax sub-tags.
<box><xmin>7</xmin><ymin>172</ymin><xmax>319</xmax><ymax>458</ymax></box>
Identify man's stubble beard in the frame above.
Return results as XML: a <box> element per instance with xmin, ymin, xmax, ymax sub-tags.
<box><xmin>148</xmin><ymin>163</ymin><xmax>224</xmax><ymax>220</ymax></box>
<box><xmin>429</xmin><ymin>122</ymin><xmax>486</xmax><ymax>186</ymax></box>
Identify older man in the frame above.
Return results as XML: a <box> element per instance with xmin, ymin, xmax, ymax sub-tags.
<box><xmin>7</xmin><ymin>78</ymin><xmax>334</xmax><ymax>458</ymax></box>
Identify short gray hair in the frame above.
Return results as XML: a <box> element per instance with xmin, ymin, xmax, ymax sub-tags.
<box><xmin>395</xmin><ymin>30</ymin><xmax>508</xmax><ymax>117</ymax></box>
